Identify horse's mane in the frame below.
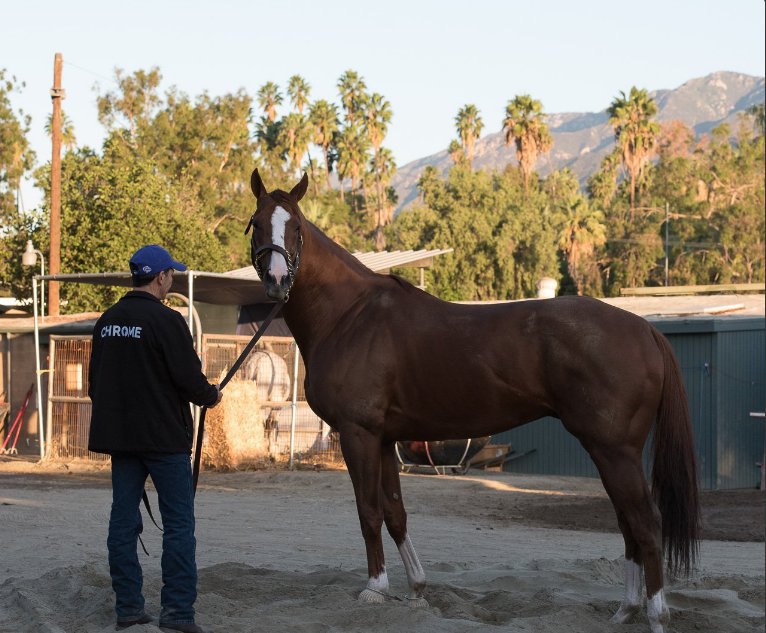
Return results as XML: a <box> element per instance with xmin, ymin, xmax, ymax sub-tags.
<box><xmin>296</xmin><ymin>212</ymin><xmax>375</xmax><ymax>277</ymax></box>
<box><xmin>269</xmin><ymin>189</ymin><xmax>411</xmax><ymax>283</ymax></box>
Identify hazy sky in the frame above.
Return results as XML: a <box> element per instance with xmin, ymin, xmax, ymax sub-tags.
<box><xmin>3</xmin><ymin>0</ymin><xmax>764</xmax><ymax>209</ymax></box>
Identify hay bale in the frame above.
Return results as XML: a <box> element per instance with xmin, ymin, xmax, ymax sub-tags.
<box><xmin>202</xmin><ymin>381</ymin><xmax>270</xmax><ymax>470</ymax></box>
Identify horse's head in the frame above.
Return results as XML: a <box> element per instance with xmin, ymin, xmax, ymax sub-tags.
<box><xmin>246</xmin><ymin>169</ymin><xmax>309</xmax><ymax>301</ymax></box>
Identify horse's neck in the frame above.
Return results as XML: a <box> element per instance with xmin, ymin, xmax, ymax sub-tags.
<box><xmin>284</xmin><ymin>226</ymin><xmax>370</xmax><ymax>350</ymax></box>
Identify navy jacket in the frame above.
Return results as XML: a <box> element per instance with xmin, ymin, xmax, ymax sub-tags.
<box><xmin>88</xmin><ymin>291</ymin><xmax>218</xmax><ymax>454</ymax></box>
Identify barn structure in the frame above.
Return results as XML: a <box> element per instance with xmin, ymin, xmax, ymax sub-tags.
<box><xmin>492</xmin><ymin>293</ymin><xmax>765</xmax><ymax>490</ymax></box>
<box><xmin>0</xmin><ymin>249</ymin><xmax>451</xmax><ymax>461</ymax></box>
<box><xmin>2</xmin><ymin>271</ymin><xmax>763</xmax><ymax>490</ymax></box>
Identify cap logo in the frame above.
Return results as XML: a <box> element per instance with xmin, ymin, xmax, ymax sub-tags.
<box><xmin>142</xmin><ymin>265</ymin><xmax>152</xmax><ymax>273</ymax></box>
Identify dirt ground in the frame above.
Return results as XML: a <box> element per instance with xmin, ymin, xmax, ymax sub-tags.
<box><xmin>453</xmin><ymin>483</ymin><xmax>765</xmax><ymax>543</ymax></box>
<box><xmin>3</xmin><ymin>457</ymin><xmax>759</xmax><ymax>541</ymax></box>
<box><xmin>0</xmin><ymin>458</ymin><xmax>763</xmax><ymax>633</ymax></box>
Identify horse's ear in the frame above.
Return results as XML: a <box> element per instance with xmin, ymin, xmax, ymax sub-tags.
<box><xmin>290</xmin><ymin>172</ymin><xmax>309</xmax><ymax>202</ymax></box>
<box><xmin>251</xmin><ymin>169</ymin><xmax>266</xmax><ymax>199</ymax></box>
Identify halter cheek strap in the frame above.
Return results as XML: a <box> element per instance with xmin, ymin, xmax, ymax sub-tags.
<box><xmin>250</xmin><ymin>233</ymin><xmax>303</xmax><ymax>301</ymax></box>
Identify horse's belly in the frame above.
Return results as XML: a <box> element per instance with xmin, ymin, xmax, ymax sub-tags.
<box><xmin>382</xmin><ymin>393</ymin><xmax>549</xmax><ymax>443</ymax></box>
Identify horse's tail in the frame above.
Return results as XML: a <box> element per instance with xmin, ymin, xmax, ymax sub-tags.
<box><xmin>650</xmin><ymin>327</ymin><xmax>701</xmax><ymax>576</ymax></box>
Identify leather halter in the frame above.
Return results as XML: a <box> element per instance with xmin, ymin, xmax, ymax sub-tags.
<box><xmin>245</xmin><ymin>212</ymin><xmax>303</xmax><ymax>302</ymax></box>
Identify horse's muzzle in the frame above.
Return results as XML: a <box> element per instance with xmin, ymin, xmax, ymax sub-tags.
<box><xmin>263</xmin><ymin>276</ymin><xmax>290</xmax><ymax>301</ymax></box>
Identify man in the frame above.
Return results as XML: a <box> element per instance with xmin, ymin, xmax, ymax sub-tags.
<box><xmin>89</xmin><ymin>245</ymin><xmax>222</xmax><ymax>633</ymax></box>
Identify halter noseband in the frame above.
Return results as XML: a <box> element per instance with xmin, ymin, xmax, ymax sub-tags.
<box><xmin>245</xmin><ymin>214</ymin><xmax>303</xmax><ymax>301</ymax></box>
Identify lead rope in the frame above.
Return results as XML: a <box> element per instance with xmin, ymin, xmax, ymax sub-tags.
<box><xmin>139</xmin><ymin>300</ymin><xmax>284</xmax><ymax>552</ymax></box>
<box><xmin>192</xmin><ymin>300</ymin><xmax>284</xmax><ymax>494</ymax></box>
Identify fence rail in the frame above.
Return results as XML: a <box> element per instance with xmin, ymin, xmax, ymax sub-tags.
<box><xmin>45</xmin><ymin>334</ymin><xmax>344</xmax><ymax>468</ymax></box>
<box><xmin>202</xmin><ymin>334</ymin><xmax>344</xmax><ymax>468</ymax></box>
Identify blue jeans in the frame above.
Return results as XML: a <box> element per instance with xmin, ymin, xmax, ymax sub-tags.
<box><xmin>108</xmin><ymin>452</ymin><xmax>197</xmax><ymax>625</ymax></box>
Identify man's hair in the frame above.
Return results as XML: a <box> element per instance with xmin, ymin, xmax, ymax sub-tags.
<box><xmin>131</xmin><ymin>274</ymin><xmax>157</xmax><ymax>288</ymax></box>
<box><xmin>131</xmin><ymin>267</ymin><xmax>174</xmax><ymax>288</ymax></box>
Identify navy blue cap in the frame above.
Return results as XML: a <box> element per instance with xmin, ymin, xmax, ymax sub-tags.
<box><xmin>129</xmin><ymin>245</ymin><xmax>187</xmax><ymax>277</ymax></box>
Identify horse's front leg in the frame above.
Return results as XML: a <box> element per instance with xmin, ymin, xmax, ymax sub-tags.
<box><xmin>380</xmin><ymin>441</ymin><xmax>428</xmax><ymax>607</ymax></box>
<box><xmin>339</xmin><ymin>426</ymin><xmax>388</xmax><ymax>603</ymax></box>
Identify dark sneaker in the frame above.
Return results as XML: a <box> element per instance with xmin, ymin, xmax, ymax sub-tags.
<box><xmin>115</xmin><ymin>613</ymin><xmax>153</xmax><ymax>630</ymax></box>
<box><xmin>159</xmin><ymin>624</ymin><xmax>211</xmax><ymax>633</ymax></box>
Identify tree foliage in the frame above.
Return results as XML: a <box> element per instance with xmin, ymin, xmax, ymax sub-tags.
<box><xmin>454</xmin><ymin>104</ymin><xmax>484</xmax><ymax>164</ymax></box>
<box><xmin>389</xmin><ymin>165</ymin><xmax>559</xmax><ymax>300</ymax></box>
<box><xmin>33</xmin><ymin>139</ymin><xmax>229</xmax><ymax>311</ymax></box>
<box><xmin>1</xmin><ymin>65</ymin><xmax>762</xmax><ymax>311</ymax></box>
<box><xmin>608</xmin><ymin>87</ymin><xmax>660</xmax><ymax>211</ymax></box>
<box><xmin>502</xmin><ymin>95</ymin><xmax>552</xmax><ymax>193</ymax></box>
<box><xmin>0</xmin><ymin>69</ymin><xmax>37</xmax><ymax>297</ymax></box>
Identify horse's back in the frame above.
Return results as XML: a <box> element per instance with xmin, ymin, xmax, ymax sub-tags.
<box><xmin>313</xmin><ymin>288</ymin><xmax>664</xmax><ymax>441</ymax></box>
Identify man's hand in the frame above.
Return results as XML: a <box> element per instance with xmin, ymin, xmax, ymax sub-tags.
<box><xmin>209</xmin><ymin>384</ymin><xmax>223</xmax><ymax>408</ymax></box>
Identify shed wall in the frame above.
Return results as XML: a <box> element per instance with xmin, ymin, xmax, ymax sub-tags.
<box><xmin>493</xmin><ymin>318</ymin><xmax>765</xmax><ymax>490</ymax></box>
<box><xmin>714</xmin><ymin>327</ymin><xmax>765</xmax><ymax>489</ymax></box>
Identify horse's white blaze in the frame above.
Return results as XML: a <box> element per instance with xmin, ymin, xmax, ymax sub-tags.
<box><xmin>366</xmin><ymin>568</ymin><xmax>388</xmax><ymax>593</ymax></box>
<box><xmin>268</xmin><ymin>205</ymin><xmax>290</xmax><ymax>282</ymax></box>
<box><xmin>397</xmin><ymin>535</ymin><xmax>425</xmax><ymax>589</ymax></box>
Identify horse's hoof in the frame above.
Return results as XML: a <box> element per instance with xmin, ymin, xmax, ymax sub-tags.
<box><xmin>406</xmin><ymin>596</ymin><xmax>429</xmax><ymax>608</ymax></box>
<box><xmin>610</xmin><ymin>603</ymin><xmax>640</xmax><ymax>624</ymax></box>
<box><xmin>649</xmin><ymin>621</ymin><xmax>666</xmax><ymax>633</ymax></box>
<box><xmin>358</xmin><ymin>589</ymin><xmax>386</xmax><ymax>604</ymax></box>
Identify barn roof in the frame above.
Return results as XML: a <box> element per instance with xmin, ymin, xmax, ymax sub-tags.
<box><xmin>18</xmin><ymin>249</ymin><xmax>453</xmax><ymax>309</ymax></box>
<box><xmin>225</xmin><ymin>248</ymin><xmax>453</xmax><ymax>280</ymax></box>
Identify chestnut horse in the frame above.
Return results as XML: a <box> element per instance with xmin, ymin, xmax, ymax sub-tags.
<box><xmin>246</xmin><ymin>169</ymin><xmax>699</xmax><ymax>633</ymax></box>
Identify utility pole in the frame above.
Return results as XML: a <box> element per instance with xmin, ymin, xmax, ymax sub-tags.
<box><xmin>664</xmin><ymin>202</ymin><xmax>670</xmax><ymax>287</ymax></box>
<box><xmin>49</xmin><ymin>52</ymin><xmax>64</xmax><ymax>316</ymax></box>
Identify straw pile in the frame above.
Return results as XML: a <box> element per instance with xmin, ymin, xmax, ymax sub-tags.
<box><xmin>202</xmin><ymin>380</ymin><xmax>271</xmax><ymax>470</ymax></box>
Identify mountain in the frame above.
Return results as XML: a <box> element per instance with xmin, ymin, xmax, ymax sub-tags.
<box><xmin>391</xmin><ymin>71</ymin><xmax>765</xmax><ymax>213</ymax></box>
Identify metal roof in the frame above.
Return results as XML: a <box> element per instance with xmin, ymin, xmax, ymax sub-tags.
<box><xmin>225</xmin><ymin>249</ymin><xmax>453</xmax><ymax>280</ymax></box>
<box><xmin>18</xmin><ymin>249</ymin><xmax>453</xmax><ymax>308</ymax></box>
<box><xmin>456</xmin><ymin>294</ymin><xmax>764</xmax><ymax>318</ymax></box>
<box><xmin>350</xmin><ymin>249</ymin><xmax>453</xmax><ymax>271</ymax></box>
<box><xmin>31</xmin><ymin>271</ymin><xmax>271</xmax><ymax>306</ymax></box>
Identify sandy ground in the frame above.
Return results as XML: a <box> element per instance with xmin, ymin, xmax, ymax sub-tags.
<box><xmin>0</xmin><ymin>459</ymin><xmax>763</xmax><ymax>633</ymax></box>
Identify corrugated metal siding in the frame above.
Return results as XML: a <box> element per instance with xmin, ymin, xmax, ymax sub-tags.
<box><xmin>663</xmin><ymin>332</ymin><xmax>715</xmax><ymax>490</ymax></box>
<box><xmin>490</xmin><ymin>319</ymin><xmax>764</xmax><ymax>490</ymax></box>
<box><xmin>714</xmin><ymin>328</ymin><xmax>765</xmax><ymax>489</ymax></box>
<box><xmin>493</xmin><ymin>417</ymin><xmax>599</xmax><ymax>478</ymax></box>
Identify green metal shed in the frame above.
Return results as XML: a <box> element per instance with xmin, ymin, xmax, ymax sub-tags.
<box><xmin>493</xmin><ymin>311</ymin><xmax>765</xmax><ymax>490</ymax></box>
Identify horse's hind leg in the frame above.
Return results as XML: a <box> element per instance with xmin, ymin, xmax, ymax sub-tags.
<box><xmin>380</xmin><ymin>442</ymin><xmax>428</xmax><ymax>607</ymax></box>
<box><xmin>591</xmin><ymin>446</ymin><xmax>669</xmax><ymax>633</ymax></box>
<box><xmin>338</xmin><ymin>428</ymin><xmax>389</xmax><ymax>603</ymax></box>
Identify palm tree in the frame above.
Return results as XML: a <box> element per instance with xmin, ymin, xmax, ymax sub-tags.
<box><xmin>254</xmin><ymin>116</ymin><xmax>284</xmax><ymax>174</ymax></box>
<box><xmin>369</xmin><ymin>146</ymin><xmax>397</xmax><ymax>227</ymax></box>
<box><xmin>747</xmin><ymin>103</ymin><xmax>765</xmax><ymax>137</ymax></box>
<box><xmin>287</xmin><ymin>75</ymin><xmax>311</xmax><ymax>115</ymax></box>
<box><xmin>279</xmin><ymin>113</ymin><xmax>312</xmax><ymax>178</ymax></box>
<box><xmin>45</xmin><ymin>112</ymin><xmax>77</xmax><ymax>151</ymax></box>
<box><xmin>363</xmin><ymin>93</ymin><xmax>392</xmax><ymax>153</ymax></box>
<box><xmin>363</xmin><ymin>93</ymin><xmax>393</xmax><ymax>226</ymax></box>
<box><xmin>337</xmin><ymin>70</ymin><xmax>367</xmax><ymax>126</ymax></box>
<box><xmin>335</xmin><ymin>123</ymin><xmax>370</xmax><ymax>209</ymax></box>
<box><xmin>455</xmin><ymin>104</ymin><xmax>484</xmax><ymax>164</ymax></box>
<box><xmin>502</xmin><ymin>95</ymin><xmax>552</xmax><ymax>193</ymax></box>
<box><xmin>257</xmin><ymin>82</ymin><xmax>283</xmax><ymax>122</ymax></box>
<box><xmin>607</xmin><ymin>87</ymin><xmax>660</xmax><ymax>212</ymax></box>
<box><xmin>587</xmin><ymin>148</ymin><xmax>622</xmax><ymax>208</ymax></box>
<box><xmin>557</xmin><ymin>198</ymin><xmax>607</xmax><ymax>295</ymax></box>
<box><xmin>308</xmin><ymin>99</ymin><xmax>340</xmax><ymax>190</ymax></box>
<box><xmin>447</xmin><ymin>139</ymin><xmax>464</xmax><ymax>165</ymax></box>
